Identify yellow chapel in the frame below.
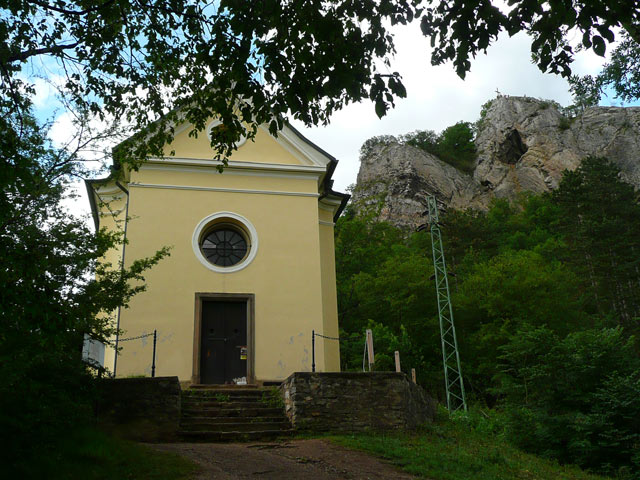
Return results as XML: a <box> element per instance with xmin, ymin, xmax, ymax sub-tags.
<box><xmin>86</xmin><ymin>120</ymin><xmax>348</xmax><ymax>385</ymax></box>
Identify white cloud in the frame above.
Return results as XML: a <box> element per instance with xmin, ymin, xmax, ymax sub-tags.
<box><xmin>50</xmin><ymin>22</ymin><xmax>612</xmax><ymax>218</ymax></box>
<box><xmin>292</xmin><ymin>25</ymin><xmax>609</xmax><ymax>192</ymax></box>
<box><xmin>49</xmin><ymin>110</ymin><xmax>126</xmax><ymax>225</ymax></box>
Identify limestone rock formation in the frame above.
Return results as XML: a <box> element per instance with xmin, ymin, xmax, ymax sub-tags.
<box><xmin>353</xmin><ymin>96</ymin><xmax>640</xmax><ymax>228</ymax></box>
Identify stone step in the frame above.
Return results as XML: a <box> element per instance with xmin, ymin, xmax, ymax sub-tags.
<box><xmin>180</xmin><ymin>421</ymin><xmax>291</xmax><ymax>433</ymax></box>
<box><xmin>182</xmin><ymin>396</ymin><xmax>267</xmax><ymax>404</ymax></box>
<box><xmin>181</xmin><ymin>407</ymin><xmax>285</xmax><ymax>418</ymax></box>
<box><xmin>188</xmin><ymin>384</ymin><xmax>260</xmax><ymax>390</ymax></box>
<box><xmin>183</xmin><ymin>393</ymin><xmax>265</xmax><ymax>400</ymax></box>
<box><xmin>178</xmin><ymin>429</ymin><xmax>292</xmax><ymax>443</ymax></box>
<box><xmin>180</xmin><ymin>400</ymin><xmax>274</xmax><ymax>409</ymax></box>
<box><xmin>183</xmin><ymin>389</ymin><xmax>267</xmax><ymax>398</ymax></box>
<box><xmin>180</xmin><ymin>416</ymin><xmax>287</xmax><ymax>425</ymax></box>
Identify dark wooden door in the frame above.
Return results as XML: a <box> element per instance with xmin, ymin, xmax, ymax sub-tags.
<box><xmin>200</xmin><ymin>301</ymin><xmax>247</xmax><ymax>384</ymax></box>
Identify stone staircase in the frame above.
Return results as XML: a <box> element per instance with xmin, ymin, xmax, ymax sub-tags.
<box><xmin>179</xmin><ymin>387</ymin><xmax>293</xmax><ymax>442</ymax></box>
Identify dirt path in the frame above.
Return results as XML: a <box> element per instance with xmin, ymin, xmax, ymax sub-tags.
<box><xmin>153</xmin><ymin>439</ymin><xmax>416</xmax><ymax>479</ymax></box>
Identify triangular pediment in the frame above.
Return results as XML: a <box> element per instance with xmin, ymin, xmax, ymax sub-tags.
<box><xmin>160</xmin><ymin>120</ymin><xmax>333</xmax><ymax>169</ymax></box>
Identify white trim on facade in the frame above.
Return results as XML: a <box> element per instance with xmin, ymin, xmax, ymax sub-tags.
<box><xmin>319</xmin><ymin>220</ymin><xmax>335</xmax><ymax>226</ymax></box>
<box><xmin>275</xmin><ymin>125</ymin><xmax>333</xmax><ymax>168</ymax></box>
<box><xmin>139</xmin><ymin>163</ymin><xmax>322</xmax><ymax>180</ymax></box>
<box><xmin>128</xmin><ymin>182</ymin><xmax>319</xmax><ymax>198</ymax></box>
<box><xmin>146</xmin><ymin>157</ymin><xmax>326</xmax><ymax>175</ymax></box>
<box><xmin>265</xmin><ymin>129</ymin><xmax>314</xmax><ymax>166</ymax></box>
<box><xmin>192</xmin><ymin>211</ymin><xmax>259</xmax><ymax>274</ymax></box>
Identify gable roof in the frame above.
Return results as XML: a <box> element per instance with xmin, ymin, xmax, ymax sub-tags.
<box><xmin>85</xmin><ymin>121</ymin><xmax>349</xmax><ymax>229</ymax></box>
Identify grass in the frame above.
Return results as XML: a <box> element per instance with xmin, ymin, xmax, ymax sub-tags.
<box><xmin>260</xmin><ymin>386</ymin><xmax>285</xmax><ymax>408</ymax></box>
<box><xmin>326</xmin><ymin>409</ymin><xmax>608</xmax><ymax>480</ymax></box>
<box><xmin>11</xmin><ymin>427</ymin><xmax>198</xmax><ymax>480</ymax></box>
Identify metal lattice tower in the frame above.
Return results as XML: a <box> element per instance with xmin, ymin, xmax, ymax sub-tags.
<box><xmin>427</xmin><ymin>196</ymin><xmax>467</xmax><ymax>413</ymax></box>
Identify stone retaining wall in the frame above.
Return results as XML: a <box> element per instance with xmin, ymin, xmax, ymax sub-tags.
<box><xmin>280</xmin><ymin>372</ymin><xmax>436</xmax><ymax>433</ymax></box>
<box><xmin>96</xmin><ymin>376</ymin><xmax>181</xmax><ymax>442</ymax></box>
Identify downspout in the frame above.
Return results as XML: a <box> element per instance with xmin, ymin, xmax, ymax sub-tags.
<box><xmin>112</xmin><ymin>181</ymin><xmax>129</xmax><ymax>377</ymax></box>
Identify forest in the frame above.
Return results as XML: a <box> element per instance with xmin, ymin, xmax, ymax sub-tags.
<box><xmin>335</xmin><ymin>157</ymin><xmax>640</xmax><ymax>478</ymax></box>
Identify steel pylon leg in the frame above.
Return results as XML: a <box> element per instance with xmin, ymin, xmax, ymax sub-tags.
<box><xmin>427</xmin><ymin>196</ymin><xmax>467</xmax><ymax>413</ymax></box>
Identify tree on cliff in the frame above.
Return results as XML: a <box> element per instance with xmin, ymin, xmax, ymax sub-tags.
<box><xmin>3</xmin><ymin>0</ymin><xmax>638</xmax><ymax>163</ymax></box>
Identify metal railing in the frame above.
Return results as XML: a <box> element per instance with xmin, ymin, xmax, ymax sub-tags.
<box><xmin>117</xmin><ymin>329</ymin><xmax>158</xmax><ymax>377</ymax></box>
<box><xmin>311</xmin><ymin>329</ymin><xmax>344</xmax><ymax>372</ymax></box>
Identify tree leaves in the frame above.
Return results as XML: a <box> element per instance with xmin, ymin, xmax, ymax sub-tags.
<box><xmin>5</xmin><ymin>0</ymin><xmax>637</xmax><ymax>166</ymax></box>
<box><xmin>571</xmin><ymin>32</ymin><xmax>640</xmax><ymax>104</ymax></box>
<box><xmin>0</xmin><ymin>105</ymin><xmax>171</xmax><ymax>464</ymax></box>
<box><xmin>496</xmin><ymin>326</ymin><xmax>640</xmax><ymax>475</ymax></box>
<box><xmin>2</xmin><ymin>0</ymin><xmax>421</xmax><ymax>164</ymax></box>
<box><xmin>422</xmin><ymin>0</ymin><xmax>637</xmax><ymax>79</ymax></box>
<box><xmin>592</xmin><ymin>35</ymin><xmax>606</xmax><ymax>57</ymax></box>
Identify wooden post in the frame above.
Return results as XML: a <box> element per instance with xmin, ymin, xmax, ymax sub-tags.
<box><xmin>411</xmin><ymin>368</ymin><xmax>416</xmax><ymax>383</ymax></box>
<box><xmin>365</xmin><ymin>329</ymin><xmax>374</xmax><ymax>371</ymax></box>
<box><xmin>394</xmin><ymin>351</ymin><xmax>401</xmax><ymax>372</ymax></box>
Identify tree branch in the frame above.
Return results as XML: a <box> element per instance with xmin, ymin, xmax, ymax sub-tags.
<box><xmin>7</xmin><ymin>42</ymin><xmax>79</xmax><ymax>64</ymax></box>
<box><xmin>25</xmin><ymin>0</ymin><xmax>116</xmax><ymax>16</ymax></box>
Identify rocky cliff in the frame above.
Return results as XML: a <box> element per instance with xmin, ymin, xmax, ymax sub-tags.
<box><xmin>353</xmin><ymin>96</ymin><xmax>640</xmax><ymax>228</ymax></box>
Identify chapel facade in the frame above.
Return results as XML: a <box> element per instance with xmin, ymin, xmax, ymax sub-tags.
<box><xmin>86</xmin><ymin>120</ymin><xmax>348</xmax><ymax>385</ymax></box>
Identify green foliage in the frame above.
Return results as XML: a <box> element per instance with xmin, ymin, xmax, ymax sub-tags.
<box><xmin>424</xmin><ymin>0</ymin><xmax>636</xmax><ymax>79</ymax></box>
<box><xmin>329</xmin><ymin>408</ymin><xmax>606</xmax><ymax>479</ymax></box>
<box><xmin>570</xmin><ymin>33</ymin><xmax>640</xmax><ymax>104</ymax></box>
<box><xmin>553</xmin><ymin>157</ymin><xmax>640</xmax><ymax>331</ymax></box>
<box><xmin>334</xmin><ymin>210</ymin><xmax>443</xmax><ymax>391</ymax></box>
<box><xmin>336</xmin><ymin>157</ymin><xmax>640</xmax><ymax>473</ymax></box>
<box><xmin>476</xmin><ymin>98</ymin><xmax>495</xmax><ymax>132</ymax></box>
<box><xmin>558</xmin><ymin>116</ymin><xmax>572</xmax><ymax>130</ymax></box>
<box><xmin>358</xmin><ymin>135</ymin><xmax>398</xmax><ymax>160</ymax></box>
<box><xmin>9</xmin><ymin>427</ymin><xmax>197</xmax><ymax>479</ymax></box>
<box><xmin>539</xmin><ymin>99</ymin><xmax>563</xmax><ymax>111</ymax></box>
<box><xmin>455</xmin><ymin>249</ymin><xmax>584</xmax><ymax>383</ymax></box>
<box><xmin>0</xmin><ymin>107</ymin><xmax>169</xmax><ymax>468</ymax></box>
<box><xmin>215</xmin><ymin>393</ymin><xmax>231</xmax><ymax>402</ymax></box>
<box><xmin>260</xmin><ymin>388</ymin><xmax>285</xmax><ymax>408</ymax></box>
<box><xmin>496</xmin><ymin>326</ymin><xmax>640</xmax><ymax>477</ymax></box>
<box><xmin>4</xmin><ymin>2</ymin><xmax>418</xmax><ymax>164</ymax></box>
<box><xmin>435</xmin><ymin>121</ymin><xmax>478</xmax><ymax>173</ymax></box>
<box><xmin>340</xmin><ymin>321</ymin><xmax>420</xmax><ymax>374</ymax></box>
<box><xmin>399</xmin><ymin>129</ymin><xmax>439</xmax><ymax>154</ymax></box>
<box><xmin>359</xmin><ymin>122</ymin><xmax>477</xmax><ymax>174</ymax></box>
<box><xmin>4</xmin><ymin>2</ymin><xmax>637</xmax><ymax>166</ymax></box>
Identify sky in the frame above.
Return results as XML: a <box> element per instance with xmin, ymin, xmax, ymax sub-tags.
<box><xmin>36</xmin><ymin>22</ymin><xmax>615</xmax><ymax>218</ymax></box>
<box><xmin>290</xmin><ymin>25</ymin><xmax>614</xmax><ymax>192</ymax></box>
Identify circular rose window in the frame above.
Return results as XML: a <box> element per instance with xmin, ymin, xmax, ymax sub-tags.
<box><xmin>192</xmin><ymin>212</ymin><xmax>258</xmax><ymax>273</ymax></box>
<box><xmin>200</xmin><ymin>225</ymin><xmax>248</xmax><ymax>267</ymax></box>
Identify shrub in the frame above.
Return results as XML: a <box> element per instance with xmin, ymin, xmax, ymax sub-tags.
<box><xmin>359</xmin><ymin>134</ymin><xmax>398</xmax><ymax>159</ymax></box>
<box><xmin>358</xmin><ymin>123</ymin><xmax>477</xmax><ymax>174</ymax></box>
<box><xmin>558</xmin><ymin>116</ymin><xmax>572</xmax><ymax>131</ymax></box>
<box><xmin>435</xmin><ymin>121</ymin><xmax>477</xmax><ymax>173</ymax></box>
<box><xmin>400</xmin><ymin>129</ymin><xmax>439</xmax><ymax>155</ymax></box>
<box><xmin>496</xmin><ymin>326</ymin><xmax>640</xmax><ymax>477</ymax></box>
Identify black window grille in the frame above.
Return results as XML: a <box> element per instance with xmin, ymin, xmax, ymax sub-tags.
<box><xmin>200</xmin><ymin>226</ymin><xmax>248</xmax><ymax>267</ymax></box>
